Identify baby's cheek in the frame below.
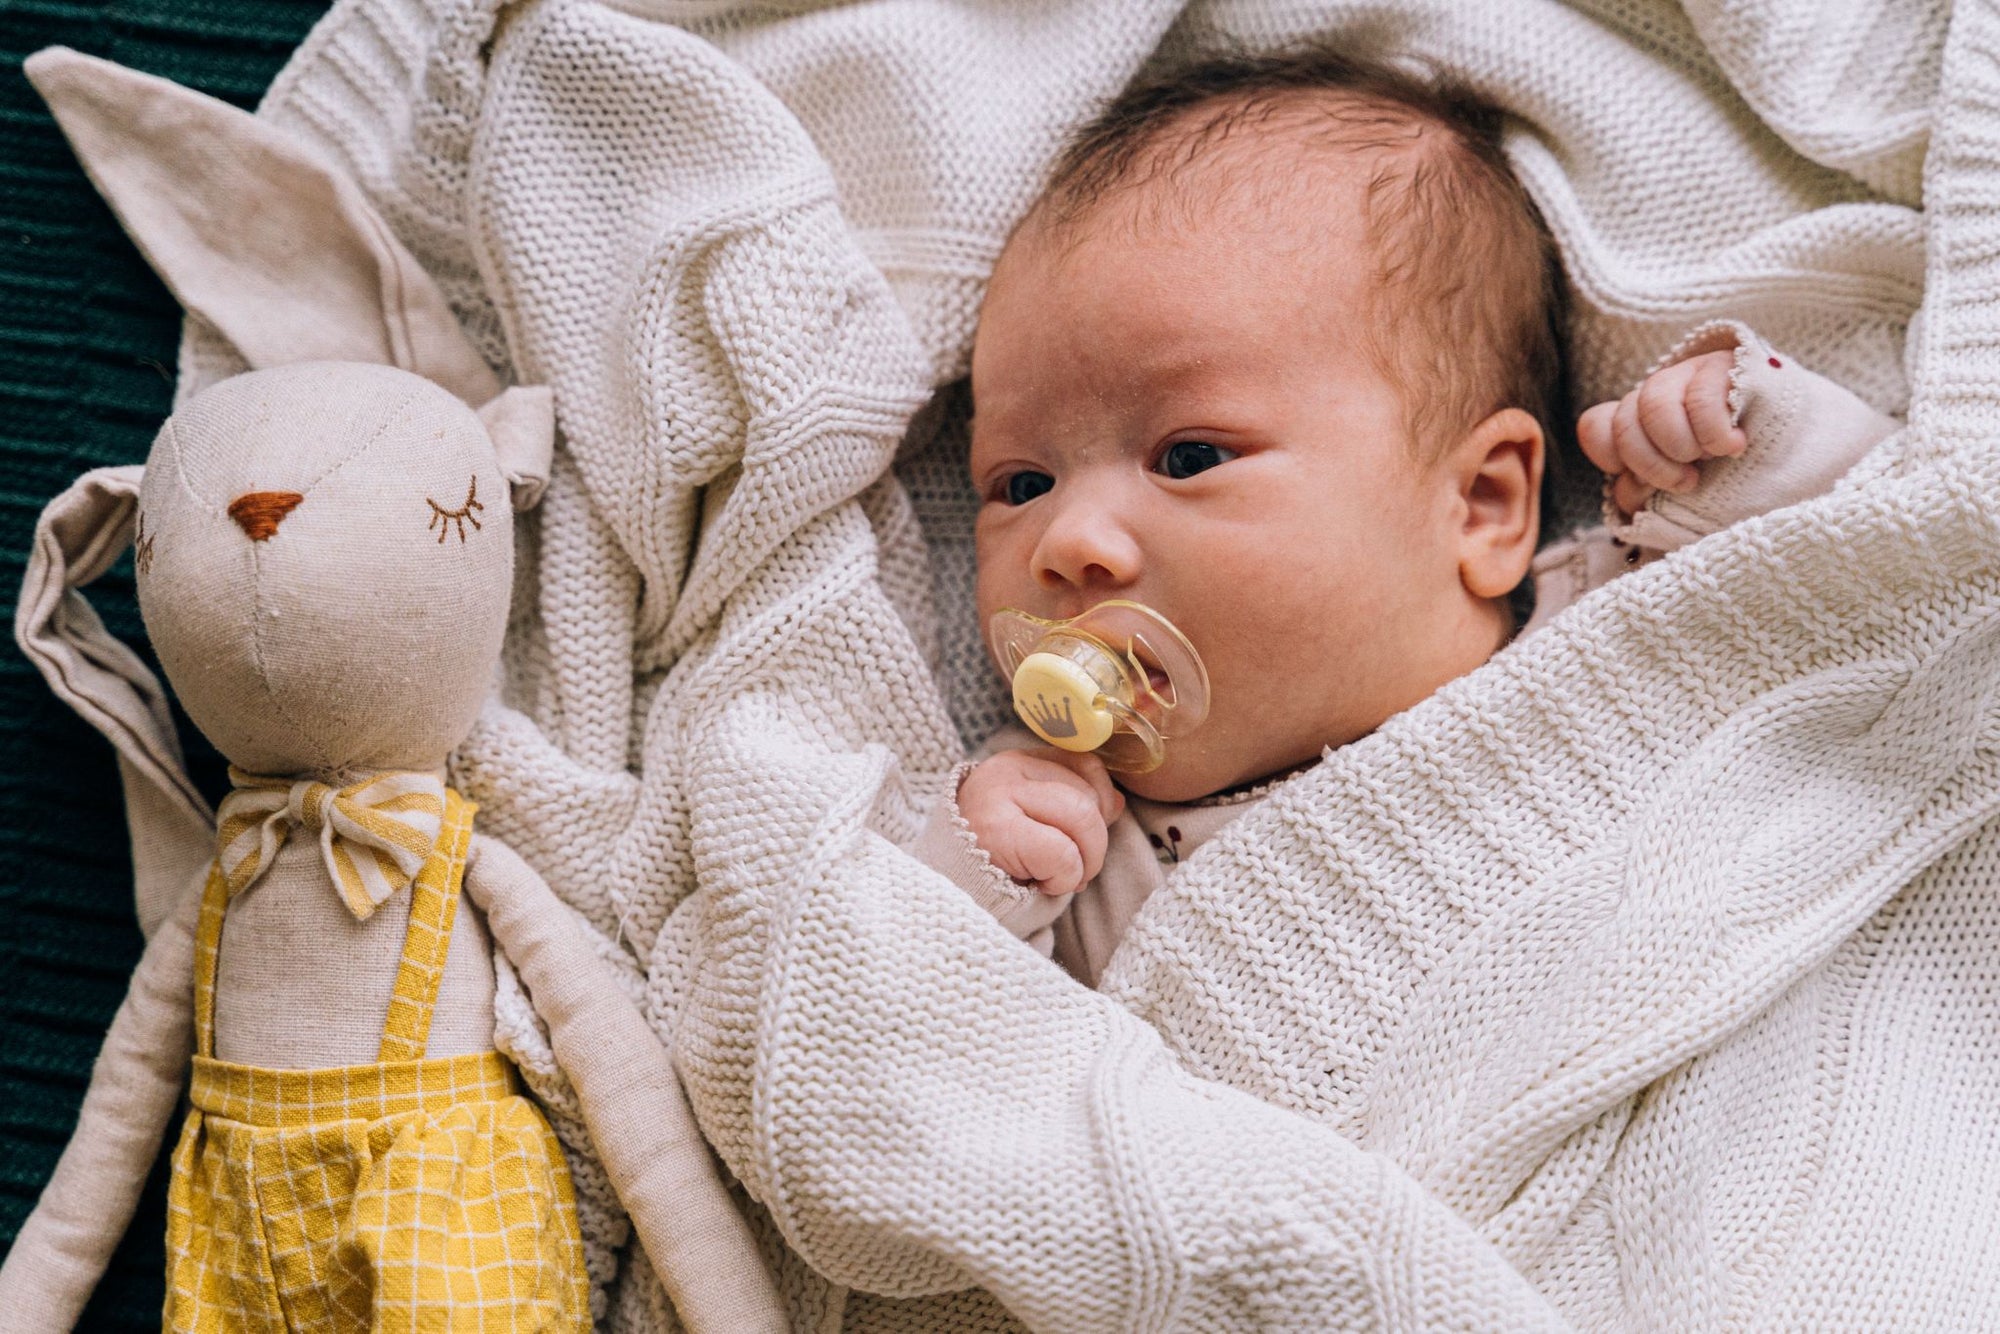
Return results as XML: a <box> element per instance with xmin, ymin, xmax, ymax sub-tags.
<box><xmin>972</xmin><ymin>527</ymin><xmax>1036</xmax><ymax>622</ymax></box>
<box><xmin>1212</xmin><ymin>540</ymin><xmax>1414</xmax><ymax>708</ymax></box>
<box><xmin>1257</xmin><ymin>535</ymin><xmax>1395</xmax><ymax>629</ymax></box>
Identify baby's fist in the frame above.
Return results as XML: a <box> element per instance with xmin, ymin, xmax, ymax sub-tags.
<box><xmin>1579</xmin><ymin>350</ymin><xmax>1747</xmax><ymax>517</ymax></box>
<box><xmin>957</xmin><ymin>749</ymin><xmax>1125</xmax><ymax>897</ymax></box>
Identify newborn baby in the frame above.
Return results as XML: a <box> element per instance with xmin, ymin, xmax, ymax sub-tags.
<box><xmin>912</xmin><ymin>48</ymin><xmax>1898</xmax><ymax>985</ymax></box>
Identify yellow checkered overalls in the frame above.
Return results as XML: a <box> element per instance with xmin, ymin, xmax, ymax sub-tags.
<box><xmin>165</xmin><ymin>790</ymin><xmax>590</xmax><ymax>1332</ymax></box>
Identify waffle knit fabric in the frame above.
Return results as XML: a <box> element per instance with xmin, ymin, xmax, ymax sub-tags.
<box><xmin>155</xmin><ymin>0</ymin><xmax>2000</xmax><ymax>1328</ymax></box>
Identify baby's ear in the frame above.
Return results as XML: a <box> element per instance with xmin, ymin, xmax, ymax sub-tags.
<box><xmin>477</xmin><ymin>386</ymin><xmax>556</xmax><ymax>511</ymax></box>
<box><xmin>24</xmin><ymin>46</ymin><xmax>501</xmax><ymax>407</ymax></box>
<box><xmin>1452</xmin><ymin>407</ymin><xmax>1545</xmax><ymax>600</ymax></box>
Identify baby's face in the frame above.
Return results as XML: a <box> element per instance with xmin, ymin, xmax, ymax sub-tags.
<box><xmin>970</xmin><ymin>177</ymin><xmax>1508</xmax><ymax>803</ymax></box>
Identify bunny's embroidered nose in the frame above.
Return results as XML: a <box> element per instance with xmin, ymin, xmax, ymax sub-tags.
<box><xmin>227</xmin><ymin>491</ymin><xmax>304</xmax><ymax>541</ymax></box>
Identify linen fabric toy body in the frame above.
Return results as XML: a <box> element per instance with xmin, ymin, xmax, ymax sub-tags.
<box><xmin>173</xmin><ymin>783</ymin><xmax>591</xmax><ymax>1329</ymax></box>
<box><xmin>0</xmin><ymin>49</ymin><xmax>784</xmax><ymax>1334</ymax></box>
<box><xmin>143</xmin><ymin>363</ymin><xmax>592</xmax><ymax>1332</ymax></box>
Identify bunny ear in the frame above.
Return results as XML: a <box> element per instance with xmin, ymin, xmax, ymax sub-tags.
<box><xmin>14</xmin><ymin>468</ymin><xmax>214</xmax><ymax>936</ymax></box>
<box><xmin>478</xmin><ymin>386</ymin><xmax>557</xmax><ymax>510</ymax></box>
<box><xmin>24</xmin><ymin>47</ymin><xmax>502</xmax><ymax>407</ymax></box>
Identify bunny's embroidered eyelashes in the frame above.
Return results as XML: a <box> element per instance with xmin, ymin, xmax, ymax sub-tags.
<box><xmin>134</xmin><ymin>512</ymin><xmax>155</xmax><ymax>576</ymax></box>
<box><xmin>426</xmin><ymin>475</ymin><xmax>484</xmax><ymax>544</ymax></box>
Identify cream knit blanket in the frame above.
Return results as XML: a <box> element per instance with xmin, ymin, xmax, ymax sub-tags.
<box><xmin>194</xmin><ymin>0</ymin><xmax>2000</xmax><ymax>1327</ymax></box>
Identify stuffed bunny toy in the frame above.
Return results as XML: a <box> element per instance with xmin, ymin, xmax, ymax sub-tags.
<box><xmin>0</xmin><ymin>49</ymin><xmax>785</xmax><ymax>1334</ymax></box>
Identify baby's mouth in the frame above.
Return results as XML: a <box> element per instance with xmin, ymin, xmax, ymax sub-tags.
<box><xmin>1127</xmin><ymin>635</ymin><xmax>1174</xmax><ymax>703</ymax></box>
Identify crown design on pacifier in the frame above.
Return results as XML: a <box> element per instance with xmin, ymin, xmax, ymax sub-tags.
<box><xmin>987</xmin><ymin>600</ymin><xmax>1211</xmax><ymax>774</ymax></box>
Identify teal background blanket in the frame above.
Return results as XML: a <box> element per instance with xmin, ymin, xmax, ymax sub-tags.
<box><xmin>0</xmin><ymin>3</ymin><xmax>329</xmax><ymax>1325</ymax></box>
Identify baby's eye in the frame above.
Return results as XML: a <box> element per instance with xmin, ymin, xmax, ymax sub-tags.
<box><xmin>1155</xmin><ymin>440</ymin><xmax>1238</xmax><ymax>479</ymax></box>
<box><xmin>1003</xmin><ymin>471</ymin><xmax>1055</xmax><ymax>505</ymax></box>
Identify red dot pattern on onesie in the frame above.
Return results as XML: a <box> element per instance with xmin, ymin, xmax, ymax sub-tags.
<box><xmin>1769</xmin><ymin>357</ymin><xmax>1783</xmax><ymax>368</ymax></box>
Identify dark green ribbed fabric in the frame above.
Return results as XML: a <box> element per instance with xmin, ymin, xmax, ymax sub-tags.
<box><xmin>0</xmin><ymin>4</ymin><xmax>332</xmax><ymax>1326</ymax></box>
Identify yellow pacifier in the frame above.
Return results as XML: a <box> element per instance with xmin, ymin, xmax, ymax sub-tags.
<box><xmin>987</xmin><ymin>600</ymin><xmax>1211</xmax><ymax>774</ymax></box>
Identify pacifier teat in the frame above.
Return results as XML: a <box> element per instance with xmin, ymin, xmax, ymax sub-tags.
<box><xmin>987</xmin><ymin>600</ymin><xmax>1210</xmax><ymax>774</ymax></box>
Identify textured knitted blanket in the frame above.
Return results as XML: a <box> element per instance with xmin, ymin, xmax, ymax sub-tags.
<box><xmin>193</xmin><ymin>0</ymin><xmax>2000</xmax><ymax>1327</ymax></box>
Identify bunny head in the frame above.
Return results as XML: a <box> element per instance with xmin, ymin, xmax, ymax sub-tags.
<box><xmin>136</xmin><ymin>363</ymin><xmax>520</xmax><ymax>777</ymax></box>
<box><xmin>21</xmin><ymin>47</ymin><xmax>555</xmax><ymax>788</ymax></box>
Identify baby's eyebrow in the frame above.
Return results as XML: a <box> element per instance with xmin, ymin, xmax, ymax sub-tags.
<box><xmin>1138</xmin><ymin>349</ymin><xmax>1216</xmax><ymax>378</ymax></box>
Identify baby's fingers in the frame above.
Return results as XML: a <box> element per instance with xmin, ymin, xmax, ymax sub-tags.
<box><xmin>1610</xmin><ymin>471</ymin><xmax>1656</xmax><ymax>517</ymax></box>
<box><xmin>1634</xmin><ymin>359</ymin><xmax>1704</xmax><ymax>465</ymax></box>
<box><xmin>1011</xmin><ymin>778</ymin><xmax>1110</xmax><ymax>894</ymax></box>
<box><xmin>993</xmin><ymin>817</ymin><xmax>1088</xmax><ymax>897</ymax></box>
<box><xmin>1577</xmin><ymin>400</ymin><xmax>1622</xmax><ymax>478</ymax></box>
<box><xmin>1032</xmin><ymin>750</ymin><xmax>1125</xmax><ymax>825</ymax></box>
<box><xmin>1683</xmin><ymin>351</ymin><xmax>1747</xmax><ymax>458</ymax></box>
<box><xmin>1612</xmin><ymin>392</ymin><xmax>1699</xmax><ymax>494</ymax></box>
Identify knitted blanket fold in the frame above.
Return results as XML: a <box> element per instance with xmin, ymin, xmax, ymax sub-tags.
<box><xmin>200</xmin><ymin>0</ymin><xmax>2000</xmax><ymax>1327</ymax></box>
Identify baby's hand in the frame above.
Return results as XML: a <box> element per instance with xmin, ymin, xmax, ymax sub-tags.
<box><xmin>1578</xmin><ymin>350</ymin><xmax>1748</xmax><ymax>517</ymax></box>
<box><xmin>957</xmin><ymin>749</ymin><xmax>1126</xmax><ymax>897</ymax></box>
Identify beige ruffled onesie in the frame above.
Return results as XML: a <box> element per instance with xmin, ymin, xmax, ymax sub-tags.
<box><xmin>913</xmin><ymin>323</ymin><xmax>1902</xmax><ymax>986</ymax></box>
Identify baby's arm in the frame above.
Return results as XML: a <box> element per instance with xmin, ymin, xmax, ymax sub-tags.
<box><xmin>1526</xmin><ymin>324</ymin><xmax>1899</xmax><ymax>636</ymax></box>
<box><xmin>907</xmin><ymin>738</ymin><xmax>1124</xmax><ymax>947</ymax></box>
<box><xmin>1578</xmin><ymin>321</ymin><xmax>1900</xmax><ymax>550</ymax></box>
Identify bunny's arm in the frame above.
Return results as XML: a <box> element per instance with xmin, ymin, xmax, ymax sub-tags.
<box><xmin>462</xmin><ymin>835</ymin><xmax>786</xmax><ymax>1334</ymax></box>
<box><xmin>0</xmin><ymin>868</ymin><xmax>202</xmax><ymax>1333</ymax></box>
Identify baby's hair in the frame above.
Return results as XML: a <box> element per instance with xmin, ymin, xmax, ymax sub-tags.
<box><xmin>1035</xmin><ymin>46</ymin><xmax>1570</xmax><ymax>471</ymax></box>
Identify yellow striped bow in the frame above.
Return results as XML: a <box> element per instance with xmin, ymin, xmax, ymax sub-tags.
<box><xmin>216</xmin><ymin>768</ymin><xmax>448</xmax><ymax>918</ymax></box>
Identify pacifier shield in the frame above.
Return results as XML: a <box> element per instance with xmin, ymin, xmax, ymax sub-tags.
<box><xmin>987</xmin><ymin>600</ymin><xmax>1210</xmax><ymax>773</ymax></box>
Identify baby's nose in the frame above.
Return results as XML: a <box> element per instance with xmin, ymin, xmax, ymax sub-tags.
<box><xmin>1032</xmin><ymin>491</ymin><xmax>1142</xmax><ymax>591</ymax></box>
<box><xmin>227</xmin><ymin>490</ymin><xmax>304</xmax><ymax>541</ymax></box>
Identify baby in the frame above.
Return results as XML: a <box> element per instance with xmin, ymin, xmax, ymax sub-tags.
<box><xmin>912</xmin><ymin>48</ymin><xmax>1899</xmax><ymax>985</ymax></box>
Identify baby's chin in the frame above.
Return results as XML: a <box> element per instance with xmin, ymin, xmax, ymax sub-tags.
<box><xmin>1117</xmin><ymin>737</ymin><xmax>1320</xmax><ymax>805</ymax></box>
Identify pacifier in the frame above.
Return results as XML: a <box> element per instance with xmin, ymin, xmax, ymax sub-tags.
<box><xmin>987</xmin><ymin>600</ymin><xmax>1210</xmax><ymax>774</ymax></box>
